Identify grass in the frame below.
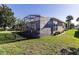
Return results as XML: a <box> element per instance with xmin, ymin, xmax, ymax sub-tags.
<box><xmin>0</xmin><ymin>29</ymin><xmax>78</xmax><ymax>54</ymax></box>
<box><xmin>0</xmin><ymin>31</ymin><xmax>25</xmax><ymax>44</ymax></box>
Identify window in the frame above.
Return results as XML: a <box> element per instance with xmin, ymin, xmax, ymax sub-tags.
<box><xmin>53</xmin><ymin>23</ymin><xmax>58</xmax><ymax>31</ymax></box>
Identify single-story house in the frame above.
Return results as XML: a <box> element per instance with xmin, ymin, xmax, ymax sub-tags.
<box><xmin>23</xmin><ymin>15</ymin><xmax>66</xmax><ymax>37</ymax></box>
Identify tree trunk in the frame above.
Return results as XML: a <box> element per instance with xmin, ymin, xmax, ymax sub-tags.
<box><xmin>3</xmin><ymin>24</ymin><xmax>6</xmax><ymax>30</ymax></box>
<box><xmin>67</xmin><ymin>21</ymin><xmax>71</xmax><ymax>30</ymax></box>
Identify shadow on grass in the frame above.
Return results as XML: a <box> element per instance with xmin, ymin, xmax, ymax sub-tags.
<box><xmin>0</xmin><ymin>31</ymin><xmax>40</xmax><ymax>44</ymax></box>
<box><xmin>74</xmin><ymin>30</ymin><xmax>79</xmax><ymax>38</ymax></box>
<box><xmin>13</xmin><ymin>31</ymin><xmax>40</xmax><ymax>39</ymax></box>
<box><xmin>60</xmin><ymin>47</ymin><xmax>79</xmax><ymax>55</ymax></box>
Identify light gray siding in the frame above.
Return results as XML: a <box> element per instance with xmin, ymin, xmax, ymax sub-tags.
<box><xmin>40</xmin><ymin>16</ymin><xmax>51</xmax><ymax>36</ymax></box>
<box><xmin>40</xmin><ymin>28</ymin><xmax>51</xmax><ymax>37</ymax></box>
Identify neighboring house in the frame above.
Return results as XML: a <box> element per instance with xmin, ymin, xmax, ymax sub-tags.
<box><xmin>75</xmin><ymin>25</ymin><xmax>79</xmax><ymax>30</ymax></box>
<box><xmin>23</xmin><ymin>15</ymin><xmax>66</xmax><ymax>37</ymax></box>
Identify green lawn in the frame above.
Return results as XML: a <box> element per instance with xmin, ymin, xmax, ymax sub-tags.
<box><xmin>0</xmin><ymin>29</ymin><xmax>78</xmax><ymax>54</ymax></box>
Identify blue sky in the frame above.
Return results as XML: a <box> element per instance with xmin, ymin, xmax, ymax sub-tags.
<box><xmin>7</xmin><ymin>4</ymin><xmax>79</xmax><ymax>25</ymax></box>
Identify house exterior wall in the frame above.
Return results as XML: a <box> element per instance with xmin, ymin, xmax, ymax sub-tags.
<box><xmin>57</xmin><ymin>22</ymin><xmax>63</xmax><ymax>33</ymax></box>
<box><xmin>52</xmin><ymin>19</ymin><xmax>58</xmax><ymax>34</ymax></box>
<box><xmin>57</xmin><ymin>26</ymin><xmax>64</xmax><ymax>32</ymax></box>
<box><xmin>40</xmin><ymin>28</ymin><xmax>51</xmax><ymax>37</ymax></box>
<box><xmin>40</xmin><ymin>16</ymin><xmax>50</xmax><ymax>29</ymax></box>
<box><xmin>40</xmin><ymin>16</ymin><xmax>51</xmax><ymax>36</ymax></box>
<box><xmin>51</xmin><ymin>18</ymin><xmax>66</xmax><ymax>34</ymax></box>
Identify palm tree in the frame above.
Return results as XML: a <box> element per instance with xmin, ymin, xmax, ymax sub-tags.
<box><xmin>66</xmin><ymin>15</ymin><xmax>73</xmax><ymax>29</ymax></box>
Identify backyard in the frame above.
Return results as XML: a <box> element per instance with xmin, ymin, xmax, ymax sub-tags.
<box><xmin>0</xmin><ymin>29</ymin><xmax>78</xmax><ymax>54</ymax></box>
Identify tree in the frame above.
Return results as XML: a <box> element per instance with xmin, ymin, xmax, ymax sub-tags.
<box><xmin>70</xmin><ymin>23</ymin><xmax>75</xmax><ymax>29</ymax></box>
<box><xmin>0</xmin><ymin>4</ymin><xmax>16</xmax><ymax>30</ymax></box>
<box><xmin>76</xmin><ymin>17</ymin><xmax>79</xmax><ymax>21</ymax></box>
<box><xmin>14</xmin><ymin>18</ymin><xmax>25</xmax><ymax>31</ymax></box>
<box><xmin>66</xmin><ymin>15</ymin><xmax>73</xmax><ymax>29</ymax></box>
<box><xmin>76</xmin><ymin>17</ymin><xmax>79</xmax><ymax>30</ymax></box>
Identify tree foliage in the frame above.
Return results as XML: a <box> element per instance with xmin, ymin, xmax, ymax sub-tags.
<box><xmin>14</xmin><ymin>18</ymin><xmax>25</xmax><ymax>31</ymax></box>
<box><xmin>66</xmin><ymin>15</ymin><xmax>73</xmax><ymax>29</ymax></box>
<box><xmin>76</xmin><ymin>17</ymin><xmax>79</xmax><ymax>21</ymax></box>
<box><xmin>0</xmin><ymin>4</ymin><xmax>16</xmax><ymax>30</ymax></box>
<box><xmin>66</xmin><ymin>15</ymin><xmax>73</xmax><ymax>21</ymax></box>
